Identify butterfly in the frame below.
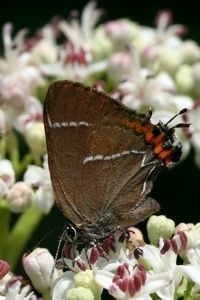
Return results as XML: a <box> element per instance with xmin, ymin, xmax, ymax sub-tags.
<box><xmin>44</xmin><ymin>80</ymin><xmax>186</xmax><ymax>252</ymax></box>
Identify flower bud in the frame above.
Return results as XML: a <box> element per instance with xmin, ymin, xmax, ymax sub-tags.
<box><xmin>153</xmin><ymin>49</ymin><xmax>182</xmax><ymax>75</ymax></box>
<box><xmin>7</xmin><ymin>181</ymin><xmax>33</xmax><ymax>213</ymax></box>
<box><xmin>147</xmin><ymin>215</ymin><xmax>175</xmax><ymax>245</ymax></box>
<box><xmin>181</xmin><ymin>40</ymin><xmax>200</xmax><ymax>64</ymax></box>
<box><xmin>0</xmin><ymin>159</ymin><xmax>15</xmax><ymax>197</ymax></box>
<box><xmin>91</xmin><ymin>26</ymin><xmax>113</xmax><ymax>59</ymax></box>
<box><xmin>22</xmin><ymin>248</ymin><xmax>59</xmax><ymax>293</ymax></box>
<box><xmin>66</xmin><ymin>286</ymin><xmax>94</xmax><ymax>300</ymax></box>
<box><xmin>25</xmin><ymin>122</ymin><xmax>46</xmax><ymax>156</ymax></box>
<box><xmin>105</xmin><ymin>19</ymin><xmax>138</xmax><ymax>44</ymax></box>
<box><xmin>74</xmin><ymin>270</ymin><xmax>102</xmax><ymax>299</ymax></box>
<box><xmin>107</xmin><ymin>52</ymin><xmax>134</xmax><ymax>83</ymax></box>
<box><xmin>175</xmin><ymin>64</ymin><xmax>194</xmax><ymax>94</ymax></box>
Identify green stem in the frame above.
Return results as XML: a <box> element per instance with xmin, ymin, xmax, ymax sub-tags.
<box><xmin>42</xmin><ymin>290</ymin><xmax>52</xmax><ymax>300</ymax></box>
<box><xmin>7</xmin><ymin>131</ymin><xmax>20</xmax><ymax>171</ymax></box>
<box><xmin>183</xmin><ymin>280</ymin><xmax>193</xmax><ymax>300</ymax></box>
<box><xmin>4</xmin><ymin>205</ymin><xmax>43</xmax><ymax>269</ymax></box>
<box><xmin>15</xmin><ymin>153</ymin><xmax>34</xmax><ymax>178</ymax></box>
<box><xmin>0</xmin><ymin>203</ymin><xmax>10</xmax><ymax>258</ymax></box>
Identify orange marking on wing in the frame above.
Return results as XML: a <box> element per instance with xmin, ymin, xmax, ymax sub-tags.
<box><xmin>122</xmin><ymin>117</ymin><xmax>177</xmax><ymax>165</ymax></box>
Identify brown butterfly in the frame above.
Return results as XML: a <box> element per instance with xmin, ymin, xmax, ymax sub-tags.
<box><xmin>44</xmin><ymin>80</ymin><xmax>186</xmax><ymax>250</ymax></box>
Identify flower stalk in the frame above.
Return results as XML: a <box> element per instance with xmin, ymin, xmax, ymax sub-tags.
<box><xmin>0</xmin><ymin>205</ymin><xmax>43</xmax><ymax>269</ymax></box>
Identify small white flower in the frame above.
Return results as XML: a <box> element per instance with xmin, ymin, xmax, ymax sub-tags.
<box><xmin>0</xmin><ymin>277</ymin><xmax>37</xmax><ymax>300</ymax></box>
<box><xmin>94</xmin><ymin>243</ymin><xmax>172</xmax><ymax>299</ymax></box>
<box><xmin>175</xmin><ymin>222</ymin><xmax>200</xmax><ymax>249</ymax></box>
<box><xmin>0</xmin><ymin>159</ymin><xmax>15</xmax><ymax>198</ymax></box>
<box><xmin>141</xmin><ymin>238</ymin><xmax>200</xmax><ymax>299</ymax></box>
<box><xmin>115</xmin><ymin>67</ymin><xmax>193</xmax><ymax>113</ymax></box>
<box><xmin>0</xmin><ymin>23</ymin><xmax>42</xmax><ymax>131</ymax></box>
<box><xmin>180</xmin><ymin>102</ymin><xmax>200</xmax><ymax>167</ymax></box>
<box><xmin>52</xmin><ymin>271</ymin><xmax>75</xmax><ymax>300</ymax></box>
<box><xmin>186</xmin><ymin>240</ymin><xmax>200</xmax><ymax>269</ymax></box>
<box><xmin>30</xmin><ymin>22</ymin><xmax>58</xmax><ymax>64</ymax></box>
<box><xmin>15</xmin><ymin>96</ymin><xmax>43</xmax><ymax>133</ymax></box>
<box><xmin>59</xmin><ymin>2</ymin><xmax>102</xmax><ymax>51</ymax></box>
<box><xmin>0</xmin><ymin>23</ymin><xmax>41</xmax><ymax>94</ymax></box>
<box><xmin>24</xmin><ymin>155</ymin><xmax>54</xmax><ymax>214</ymax></box>
<box><xmin>57</xmin><ymin>2</ymin><xmax>108</xmax><ymax>81</ymax></box>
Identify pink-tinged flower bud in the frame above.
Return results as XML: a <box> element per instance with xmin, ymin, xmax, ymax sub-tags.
<box><xmin>7</xmin><ymin>181</ymin><xmax>33</xmax><ymax>213</ymax></box>
<box><xmin>0</xmin><ymin>260</ymin><xmax>10</xmax><ymax>280</ymax></box>
<box><xmin>107</xmin><ymin>52</ymin><xmax>134</xmax><ymax>83</ymax></box>
<box><xmin>25</xmin><ymin>122</ymin><xmax>46</xmax><ymax>156</ymax></box>
<box><xmin>22</xmin><ymin>248</ymin><xmax>60</xmax><ymax>293</ymax></box>
<box><xmin>0</xmin><ymin>159</ymin><xmax>15</xmax><ymax>197</ymax></box>
<box><xmin>105</xmin><ymin>19</ymin><xmax>138</xmax><ymax>43</ymax></box>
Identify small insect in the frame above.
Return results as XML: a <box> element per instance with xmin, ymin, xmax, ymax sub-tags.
<box><xmin>44</xmin><ymin>80</ymin><xmax>187</xmax><ymax>258</ymax></box>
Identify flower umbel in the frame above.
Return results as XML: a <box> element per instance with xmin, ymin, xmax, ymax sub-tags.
<box><xmin>0</xmin><ymin>2</ymin><xmax>200</xmax><ymax>300</ymax></box>
<box><xmin>48</xmin><ymin>221</ymin><xmax>200</xmax><ymax>300</ymax></box>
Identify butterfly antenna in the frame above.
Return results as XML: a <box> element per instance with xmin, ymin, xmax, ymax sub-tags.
<box><xmin>165</xmin><ymin>108</ymin><xmax>190</xmax><ymax>128</ymax></box>
<box><xmin>33</xmin><ymin>227</ymin><xmax>61</xmax><ymax>249</ymax></box>
<box><xmin>50</xmin><ymin>229</ymin><xmax>66</xmax><ymax>278</ymax></box>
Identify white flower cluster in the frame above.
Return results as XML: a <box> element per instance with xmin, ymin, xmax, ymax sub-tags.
<box><xmin>1</xmin><ymin>2</ymin><xmax>200</xmax><ymax>299</ymax></box>
<box><xmin>21</xmin><ymin>220</ymin><xmax>200</xmax><ymax>299</ymax></box>
<box><xmin>0</xmin><ymin>1</ymin><xmax>199</xmax><ymax>214</ymax></box>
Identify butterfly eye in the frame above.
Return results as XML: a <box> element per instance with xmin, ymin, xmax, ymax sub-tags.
<box><xmin>65</xmin><ymin>225</ymin><xmax>77</xmax><ymax>241</ymax></box>
<box><xmin>163</xmin><ymin>140</ymin><xmax>173</xmax><ymax>150</ymax></box>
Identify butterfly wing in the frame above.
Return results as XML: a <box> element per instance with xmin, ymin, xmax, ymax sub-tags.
<box><xmin>44</xmin><ymin>80</ymin><xmax>160</xmax><ymax>228</ymax></box>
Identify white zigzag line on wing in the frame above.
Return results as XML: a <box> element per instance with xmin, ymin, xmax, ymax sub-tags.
<box><xmin>83</xmin><ymin>150</ymin><xmax>146</xmax><ymax>165</ymax></box>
